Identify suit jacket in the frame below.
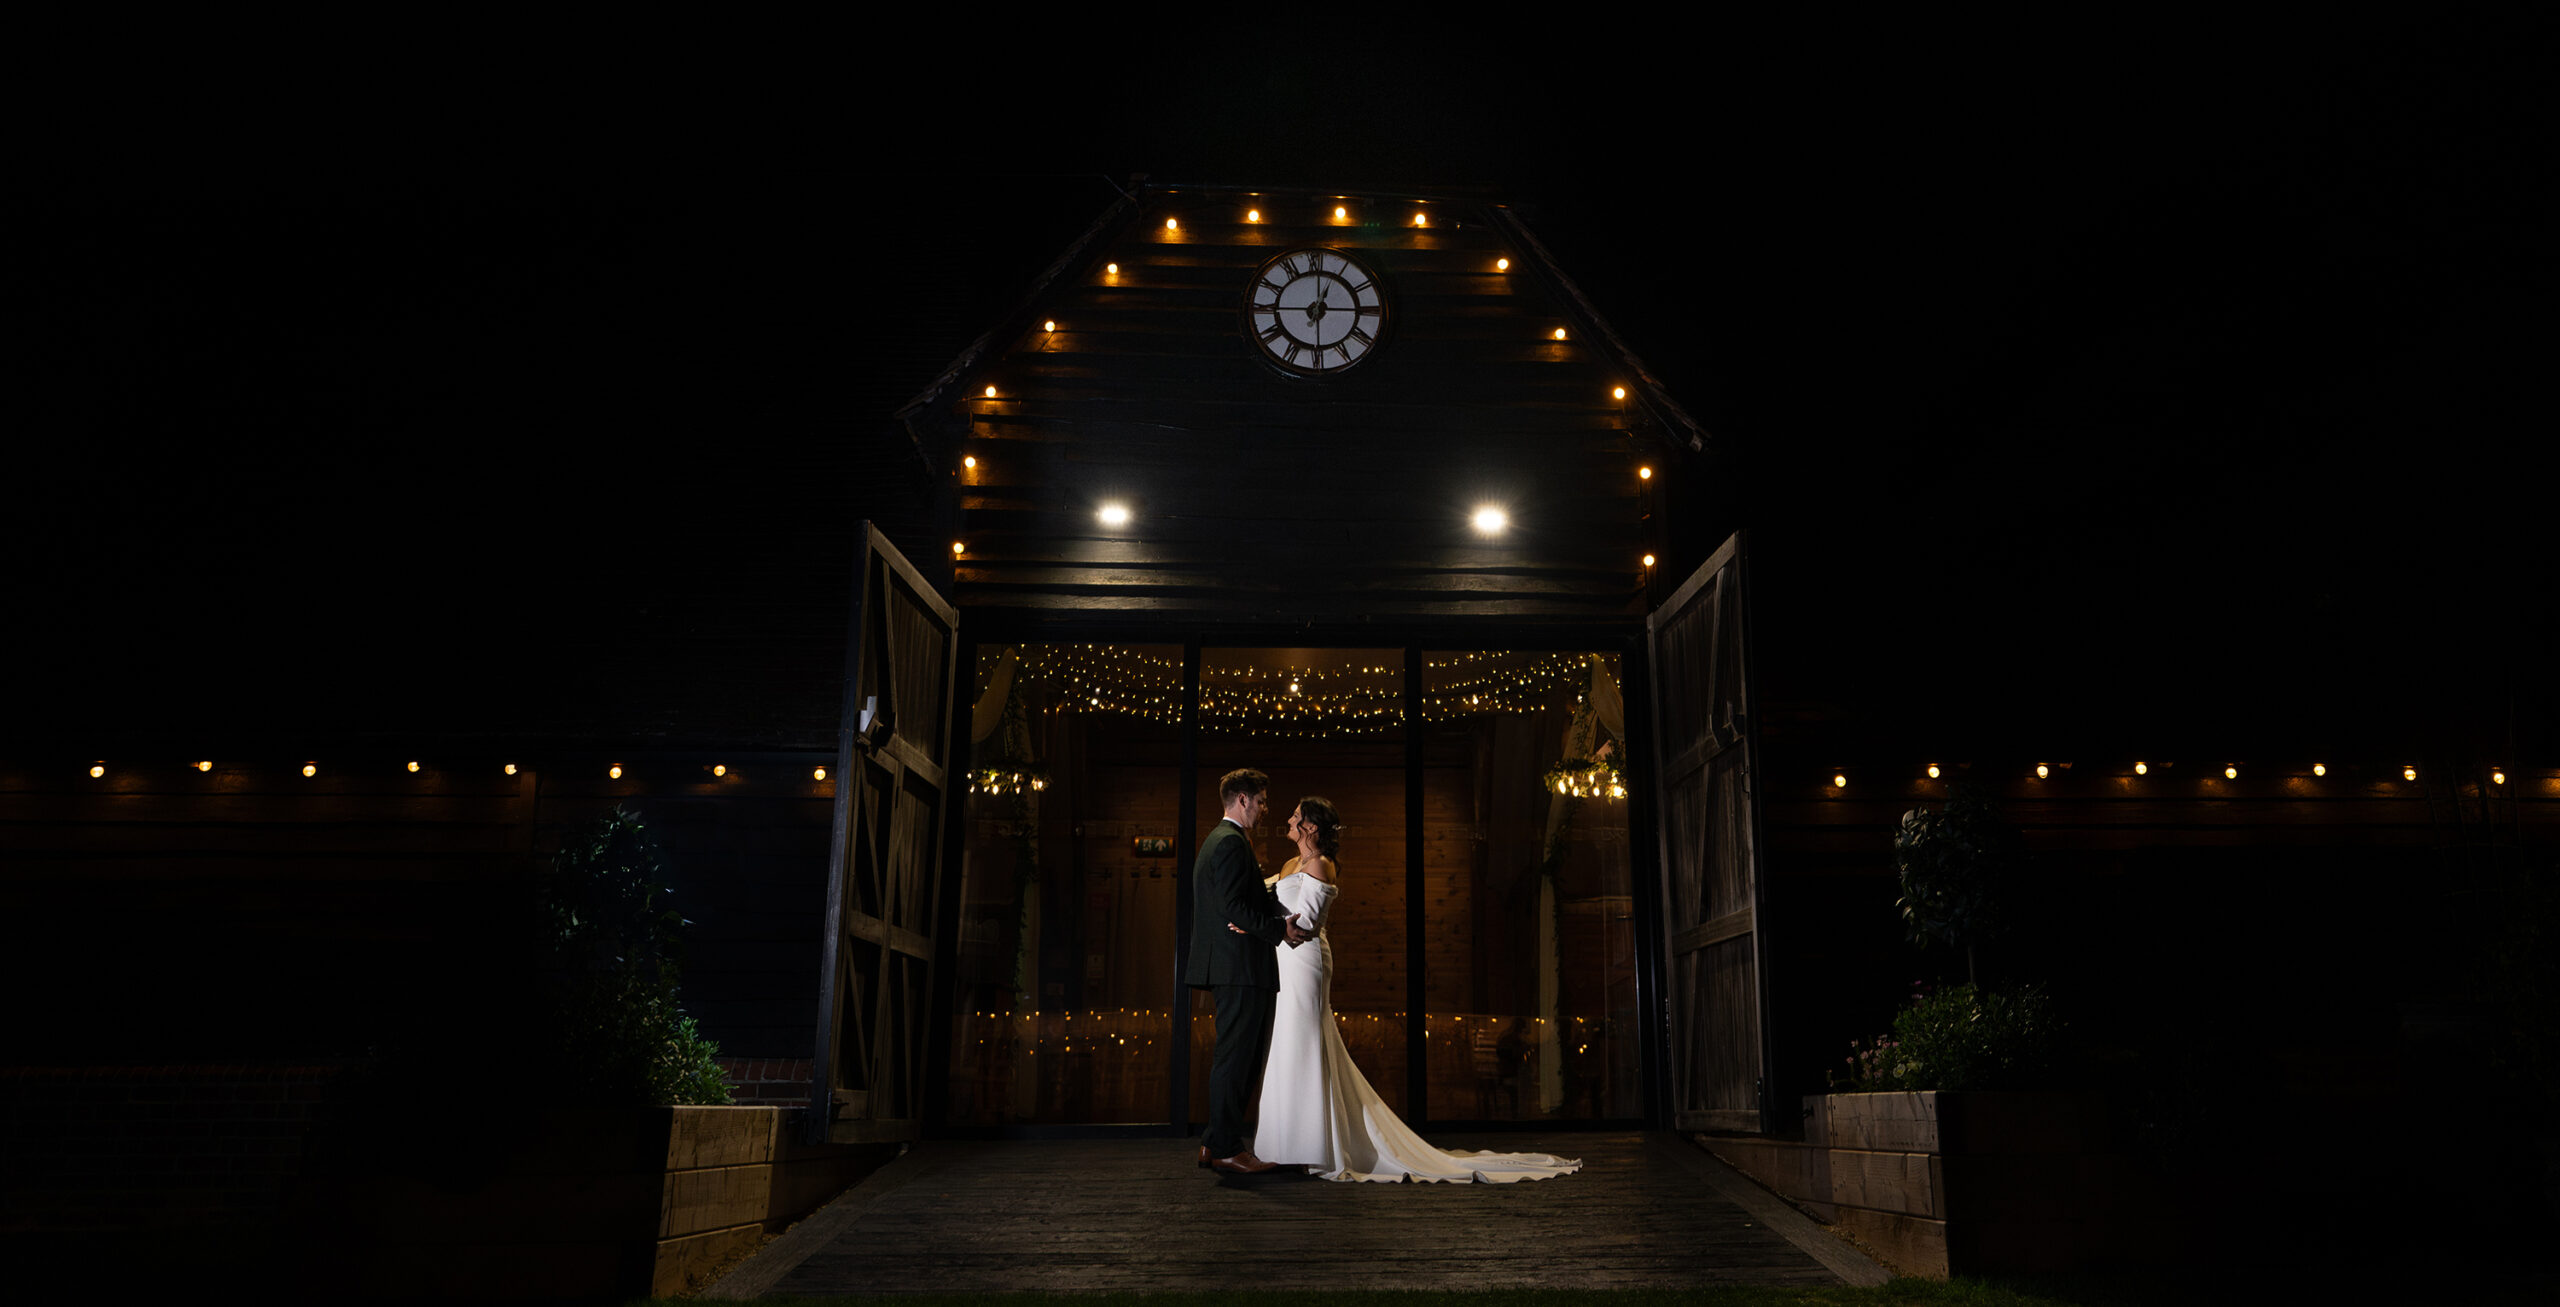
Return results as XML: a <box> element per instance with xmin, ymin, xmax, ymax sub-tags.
<box><xmin>1183</xmin><ymin>819</ymin><xmax>1290</xmax><ymax>990</ymax></box>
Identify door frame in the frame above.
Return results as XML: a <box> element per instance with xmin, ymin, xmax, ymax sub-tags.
<box><xmin>920</xmin><ymin>618</ymin><xmax>1661</xmax><ymax>1138</ymax></box>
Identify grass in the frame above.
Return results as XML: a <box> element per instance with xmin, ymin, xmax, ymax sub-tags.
<box><xmin>625</xmin><ymin>1276</ymin><xmax>2560</xmax><ymax>1307</ymax></box>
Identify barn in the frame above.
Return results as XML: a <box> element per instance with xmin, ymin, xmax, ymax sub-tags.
<box><xmin>811</xmin><ymin>181</ymin><xmax>1771</xmax><ymax>1142</ymax></box>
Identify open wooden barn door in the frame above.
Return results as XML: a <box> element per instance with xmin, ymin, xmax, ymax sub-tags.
<box><xmin>809</xmin><ymin>524</ymin><xmax>959</xmax><ymax>1144</ymax></box>
<box><xmin>1646</xmin><ymin>530</ymin><xmax>1775</xmax><ymax>1134</ymax></box>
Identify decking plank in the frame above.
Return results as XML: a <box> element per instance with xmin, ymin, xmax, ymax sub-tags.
<box><xmin>715</xmin><ymin>1132</ymin><xmax>1875</xmax><ymax>1296</ymax></box>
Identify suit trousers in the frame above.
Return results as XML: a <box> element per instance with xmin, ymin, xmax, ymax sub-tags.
<box><xmin>1205</xmin><ymin>982</ymin><xmax>1276</xmax><ymax>1158</ymax></box>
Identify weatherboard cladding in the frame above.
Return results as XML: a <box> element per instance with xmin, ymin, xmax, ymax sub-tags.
<box><xmin>918</xmin><ymin>186</ymin><xmax>1696</xmax><ymax>624</ymax></box>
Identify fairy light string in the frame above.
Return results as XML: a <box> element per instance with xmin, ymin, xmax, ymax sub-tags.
<box><xmin>968</xmin><ymin>646</ymin><xmax>1607</xmax><ymax>740</ymax></box>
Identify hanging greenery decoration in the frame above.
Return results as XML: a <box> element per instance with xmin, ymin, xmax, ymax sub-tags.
<box><xmin>1542</xmin><ymin>744</ymin><xmax>1626</xmax><ymax>801</ymax></box>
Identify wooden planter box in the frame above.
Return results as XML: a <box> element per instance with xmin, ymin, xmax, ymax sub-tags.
<box><xmin>1705</xmin><ymin>1092</ymin><xmax>2155</xmax><ymax>1277</ymax></box>
<box><xmin>292</xmin><ymin>1105</ymin><xmax>892</xmax><ymax>1301</ymax></box>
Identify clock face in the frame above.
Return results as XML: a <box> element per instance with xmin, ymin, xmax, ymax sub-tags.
<box><xmin>1246</xmin><ymin>247</ymin><xmax>1387</xmax><ymax>375</ymax></box>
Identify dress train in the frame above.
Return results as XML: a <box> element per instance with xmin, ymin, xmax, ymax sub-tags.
<box><xmin>1255</xmin><ymin>869</ymin><xmax>1582</xmax><ymax>1183</ymax></box>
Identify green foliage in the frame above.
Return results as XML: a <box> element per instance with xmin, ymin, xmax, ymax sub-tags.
<box><xmin>1892</xmin><ymin>782</ymin><xmax>2024</xmax><ymax>955</ymax></box>
<box><xmin>1834</xmin><ymin>983</ymin><xmax>2064</xmax><ymax>1092</ymax></box>
<box><xmin>530</xmin><ymin>806</ymin><xmax>732</xmax><ymax>1106</ymax></box>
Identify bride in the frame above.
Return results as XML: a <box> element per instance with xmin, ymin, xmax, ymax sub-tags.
<box><xmin>1245</xmin><ymin>796</ymin><xmax>1582</xmax><ymax>1183</ymax></box>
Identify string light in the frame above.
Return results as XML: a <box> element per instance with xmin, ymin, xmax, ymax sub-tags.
<box><xmin>2403</xmin><ymin>765</ymin><xmax>2418</xmax><ymax>781</ymax></box>
<box><xmin>195</xmin><ymin>760</ymin><xmax>212</xmax><ymax>772</ymax></box>
<box><xmin>1333</xmin><ymin>206</ymin><xmax>1346</xmax><ymax>220</ymax></box>
<box><xmin>89</xmin><ymin>763</ymin><xmax>104</xmax><ymax>778</ymax></box>
<box><xmin>964</xmin><ymin>455</ymin><xmax>977</xmax><ymax>469</ymax></box>
<box><xmin>1165</xmin><ymin>218</ymin><xmax>1178</xmax><ymax>231</ymax></box>
<box><xmin>302</xmin><ymin>763</ymin><xmax>317</xmax><ymax>778</ymax></box>
<box><xmin>953</xmin><ymin>541</ymin><xmax>966</xmax><ymax>554</ymax></box>
<box><xmin>1043</xmin><ymin>320</ymin><xmax>1056</xmax><ymax>332</ymax></box>
<box><xmin>2224</xmin><ymin>765</ymin><xmax>2238</xmax><ymax>779</ymax></box>
<box><xmin>504</xmin><ymin>763</ymin><xmax>517</xmax><ymax>776</ymax></box>
<box><xmin>609</xmin><ymin>764</ymin><xmax>623</xmax><ymax>779</ymax></box>
<box><xmin>1105</xmin><ymin>262</ymin><xmax>1118</xmax><ymax>275</ymax></box>
<box><xmin>1495</xmin><ymin>257</ymin><xmax>1510</xmax><ymax>271</ymax></box>
<box><xmin>713</xmin><ymin>764</ymin><xmax>727</xmax><ymax>777</ymax></box>
<box><xmin>1638</xmin><ymin>466</ymin><xmax>1652</xmax><ymax>480</ymax></box>
<box><xmin>1926</xmin><ymin>764</ymin><xmax>1941</xmax><ymax>779</ymax></box>
<box><xmin>2134</xmin><ymin>761</ymin><xmax>2148</xmax><ymax>775</ymax></box>
<box><xmin>1413</xmin><ymin>212</ymin><xmax>1427</xmax><ymax>226</ymax></box>
<box><xmin>814</xmin><ymin>767</ymin><xmax>828</xmax><ymax>781</ymax></box>
<box><xmin>1611</xmin><ymin>386</ymin><xmax>1626</xmax><ymax>400</ymax></box>
<box><xmin>1246</xmin><ymin>208</ymin><xmax>1260</xmax><ymax>222</ymax></box>
<box><xmin>984</xmin><ymin>385</ymin><xmax>998</xmax><ymax>398</ymax></box>
<box><xmin>2493</xmin><ymin>769</ymin><xmax>2506</xmax><ymax>785</ymax></box>
<box><xmin>1552</xmin><ymin>327</ymin><xmax>1567</xmax><ymax>340</ymax></box>
<box><xmin>1642</xmin><ymin>554</ymin><xmax>1655</xmax><ymax>567</ymax></box>
<box><xmin>2035</xmin><ymin>763</ymin><xmax>2049</xmax><ymax>779</ymax></box>
<box><xmin>1833</xmin><ymin>773</ymin><xmax>1847</xmax><ymax>789</ymax></box>
<box><xmin>406</xmin><ymin>761</ymin><xmax>420</xmax><ymax>773</ymax></box>
<box><xmin>2312</xmin><ymin>763</ymin><xmax>2325</xmax><ymax>776</ymax></box>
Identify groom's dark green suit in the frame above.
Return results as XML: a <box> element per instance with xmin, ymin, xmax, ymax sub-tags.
<box><xmin>1184</xmin><ymin>817</ymin><xmax>1293</xmax><ymax>1160</ymax></box>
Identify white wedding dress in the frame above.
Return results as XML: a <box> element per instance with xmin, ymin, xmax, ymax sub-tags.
<box><xmin>1254</xmin><ymin>867</ymin><xmax>1582</xmax><ymax>1183</ymax></box>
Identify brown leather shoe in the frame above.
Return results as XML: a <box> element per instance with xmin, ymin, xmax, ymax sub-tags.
<box><xmin>1197</xmin><ymin>1145</ymin><xmax>1213</xmax><ymax>1170</ymax></box>
<box><xmin>1208</xmin><ymin>1149</ymin><xmax>1278</xmax><ymax>1175</ymax></box>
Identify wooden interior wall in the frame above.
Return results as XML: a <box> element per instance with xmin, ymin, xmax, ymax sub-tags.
<box><xmin>0</xmin><ymin>759</ymin><xmax>835</xmax><ymax>1062</ymax></box>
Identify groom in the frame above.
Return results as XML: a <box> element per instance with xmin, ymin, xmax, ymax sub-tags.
<box><xmin>1185</xmin><ymin>767</ymin><xmax>1312</xmax><ymax>1174</ymax></box>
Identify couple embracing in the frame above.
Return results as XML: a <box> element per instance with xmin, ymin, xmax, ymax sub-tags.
<box><xmin>1185</xmin><ymin>768</ymin><xmax>1582</xmax><ymax>1183</ymax></box>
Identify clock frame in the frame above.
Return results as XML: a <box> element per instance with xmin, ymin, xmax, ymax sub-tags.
<box><xmin>1244</xmin><ymin>246</ymin><xmax>1388</xmax><ymax>376</ymax></box>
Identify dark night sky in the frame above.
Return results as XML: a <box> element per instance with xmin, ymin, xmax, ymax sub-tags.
<box><xmin>10</xmin><ymin>14</ymin><xmax>2553</xmax><ymax>762</ymax></box>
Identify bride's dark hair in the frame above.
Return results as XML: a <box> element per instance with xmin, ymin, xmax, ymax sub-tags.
<box><xmin>1293</xmin><ymin>796</ymin><xmax>1344</xmax><ymax>863</ymax></box>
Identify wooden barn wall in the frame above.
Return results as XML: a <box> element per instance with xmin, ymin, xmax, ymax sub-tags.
<box><xmin>947</xmin><ymin>194</ymin><xmax>1668</xmax><ymax>623</ymax></box>
<box><xmin>0</xmin><ymin>759</ymin><xmax>836</xmax><ymax>1063</ymax></box>
<box><xmin>1753</xmin><ymin>762</ymin><xmax>2560</xmax><ymax>1118</ymax></box>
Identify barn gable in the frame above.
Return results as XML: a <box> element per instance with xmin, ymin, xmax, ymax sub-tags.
<box><xmin>900</xmin><ymin>184</ymin><xmax>1713</xmax><ymax>627</ymax></box>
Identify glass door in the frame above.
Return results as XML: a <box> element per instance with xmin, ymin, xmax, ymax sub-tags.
<box><xmin>1189</xmin><ymin>648</ymin><xmax>1410</xmax><ymax>1123</ymax></box>
<box><xmin>946</xmin><ymin>643</ymin><xmax>1186</xmax><ymax>1125</ymax></box>
<box><xmin>938</xmin><ymin>640</ymin><xmax>1642</xmax><ymax>1130</ymax></box>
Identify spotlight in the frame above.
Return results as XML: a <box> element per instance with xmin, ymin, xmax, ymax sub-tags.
<box><xmin>1471</xmin><ymin>506</ymin><xmax>1508</xmax><ymax>535</ymax></box>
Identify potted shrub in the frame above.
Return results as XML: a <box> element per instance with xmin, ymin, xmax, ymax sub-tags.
<box><xmin>1797</xmin><ymin>788</ymin><xmax>2133</xmax><ymax>1276</ymax></box>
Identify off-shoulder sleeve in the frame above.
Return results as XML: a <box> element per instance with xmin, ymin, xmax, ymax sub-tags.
<box><xmin>1288</xmin><ymin>877</ymin><xmax>1340</xmax><ymax>935</ymax></box>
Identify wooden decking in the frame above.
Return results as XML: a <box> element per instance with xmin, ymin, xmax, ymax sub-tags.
<box><xmin>709</xmin><ymin>1132</ymin><xmax>1888</xmax><ymax>1296</ymax></box>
